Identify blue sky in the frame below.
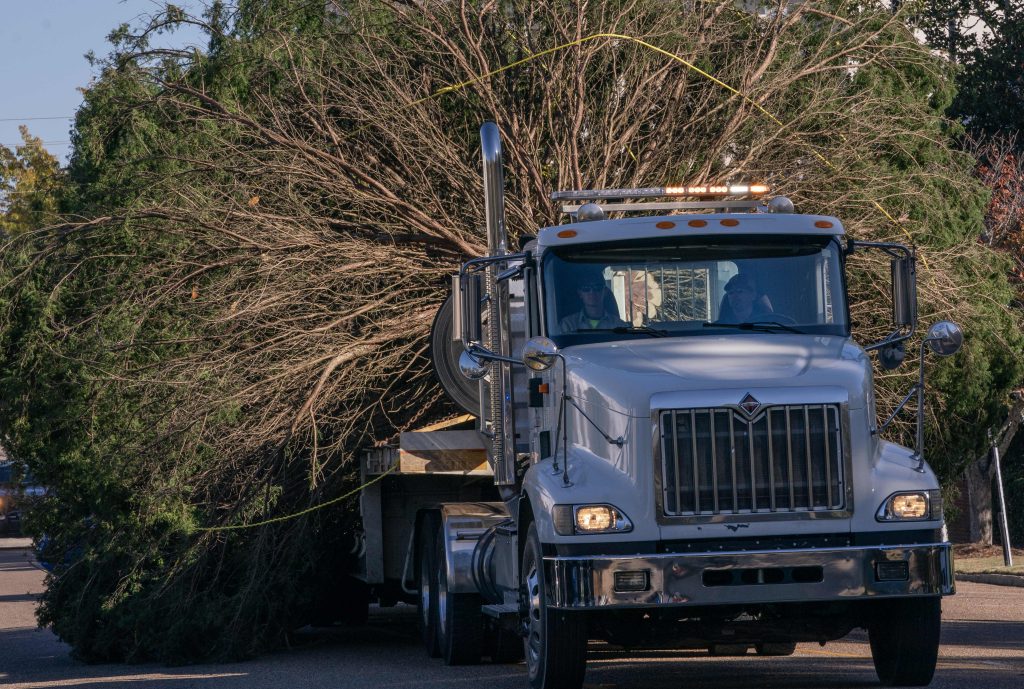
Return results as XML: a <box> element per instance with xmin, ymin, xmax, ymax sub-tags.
<box><xmin>1</xmin><ymin>1</ymin><xmax>206</xmax><ymax>164</ymax></box>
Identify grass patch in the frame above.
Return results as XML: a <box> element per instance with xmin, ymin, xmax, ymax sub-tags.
<box><xmin>954</xmin><ymin>550</ymin><xmax>1024</xmax><ymax>576</ymax></box>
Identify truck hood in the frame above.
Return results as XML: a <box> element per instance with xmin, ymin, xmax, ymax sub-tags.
<box><xmin>562</xmin><ymin>334</ymin><xmax>872</xmax><ymax>415</ymax></box>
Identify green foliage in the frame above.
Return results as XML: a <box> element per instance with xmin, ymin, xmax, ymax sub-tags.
<box><xmin>0</xmin><ymin>0</ymin><xmax>1021</xmax><ymax>663</ymax></box>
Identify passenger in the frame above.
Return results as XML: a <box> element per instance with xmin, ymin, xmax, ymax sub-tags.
<box><xmin>718</xmin><ymin>273</ymin><xmax>772</xmax><ymax>323</ymax></box>
<box><xmin>623</xmin><ymin>269</ymin><xmax>663</xmax><ymax>326</ymax></box>
<box><xmin>559</xmin><ymin>269</ymin><xmax>628</xmax><ymax>333</ymax></box>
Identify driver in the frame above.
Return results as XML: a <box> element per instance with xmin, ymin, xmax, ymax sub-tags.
<box><xmin>559</xmin><ymin>268</ymin><xmax>628</xmax><ymax>333</ymax></box>
<box><xmin>719</xmin><ymin>273</ymin><xmax>772</xmax><ymax>323</ymax></box>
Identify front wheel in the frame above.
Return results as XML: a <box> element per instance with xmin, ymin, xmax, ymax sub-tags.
<box><xmin>868</xmin><ymin>597</ymin><xmax>941</xmax><ymax>686</ymax></box>
<box><xmin>521</xmin><ymin>523</ymin><xmax>587</xmax><ymax>689</ymax></box>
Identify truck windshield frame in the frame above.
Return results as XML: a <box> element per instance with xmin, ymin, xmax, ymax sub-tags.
<box><xmin>542</xmin><ymin>233</ymin><xmax>850</xmax><ymax>347</ymax></box>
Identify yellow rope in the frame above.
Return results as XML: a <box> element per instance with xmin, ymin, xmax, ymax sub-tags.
<box><xmin>196</xmin><ymin>462</ymin><xmax>397</xmax><ymax>532</ymax></box>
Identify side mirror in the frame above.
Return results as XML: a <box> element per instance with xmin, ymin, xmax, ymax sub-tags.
<box><xmin>523</xmin><ymin>337</ymin><xmax>559</xmax><ymax>371</ymax></box>
<box><xmin>458</xmin><ymin>350</ymin><xmax>488</xmax><ymax>380</ymax></box>
<box><xmin>891</xmin><ymin>255</ymin><xmax>917</xmax><ymax>328</ymax></box>
<box><xmin>452</xmin><ymin>273</ymin><xmax>483</xmax><ymax>344</ymax></box>
<box><xmin>877</xmin><ymin>342</ymin><xmax>906</xmax><ymax>371</ymax></box>
<box><xmin>925</xmin><ymin>321</ymin><xmax>963</xmax><ymax>357</ymax></box>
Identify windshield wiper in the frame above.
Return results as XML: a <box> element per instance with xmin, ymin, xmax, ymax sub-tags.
<box><xmin>587</xmin><ymin>326</ymin><xmax>669</xmax><ymax>337</ymax></box>
<box><xmin>703</xmin><ymin>321</ymin><xmax>805</xmax><ymax>334</ymax></box>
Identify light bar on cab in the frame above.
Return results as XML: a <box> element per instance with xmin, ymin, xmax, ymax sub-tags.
<box><xmin>550</xmin><ymin>184</ymin><xmax>769</xmax><ymax>201</ymax></box>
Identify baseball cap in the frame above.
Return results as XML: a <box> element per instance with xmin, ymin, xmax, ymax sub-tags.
<box><xmin>724</xmin><ymin>273</ymin><xmax>756</xmax><ymax>293</ymax></box>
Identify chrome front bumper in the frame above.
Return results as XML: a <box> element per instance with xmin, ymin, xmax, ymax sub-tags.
<box><xmin>544</xmin><ymin>543</ymin><xmax>953</xmax><ymax>609</ymax></box>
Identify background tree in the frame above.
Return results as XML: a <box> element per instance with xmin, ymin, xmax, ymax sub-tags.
<box><xmin>0</xmin><ymin>126</ymin><xmax>63</xmax><ymax>235</ymax></box>
<box><xmin>1</xmin><ymin>0</ymin><xmax>1021</xmax><ymax>662</ymax></box>
<box><xmin>911</xmin><ymin>1</ymin><xmax>1024</xmax><ymax>545</ymax></box>
<box><xmin>913</xmin><ymin>0</ymin><xmax>1024</xmax><ymax>138</ymax></box>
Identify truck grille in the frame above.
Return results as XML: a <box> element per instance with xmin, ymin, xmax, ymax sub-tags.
<box><xmin>659</xmin><ymin>405</ymin><xmax>845</xmax><ymax>516</ymax></box>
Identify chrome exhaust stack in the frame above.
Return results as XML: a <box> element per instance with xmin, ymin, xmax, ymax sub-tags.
<box><xmin>479</xmin><ymin>122</ymin><xmax>515</xmax><ymax>487</ymax></box>
<box><xmin>480</xmin><ymin>122</ymin><xmax>508</xmax><ymax>257</ymax></box>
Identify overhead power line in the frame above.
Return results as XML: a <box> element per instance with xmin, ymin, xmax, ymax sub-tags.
<box><xmin>1</xmin><ymin>140</ymin><xmax>71</xmax><ymax>148</ymax></box>
<box><xmin>0</xmin><ymin>116</ymin><xmax>73</xmax><ymax>122</ymax></box>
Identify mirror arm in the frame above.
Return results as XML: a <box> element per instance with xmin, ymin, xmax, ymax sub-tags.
<box><xmin>465</xmin><ymin>342</ymin><xmax>522</xmax><ymax>366</ymax></box>
<box><xmin>912</xmin><ymin>334</ymin><xmax>951</xmax><ymax>471</ymax></box>
<box><xmin>460</xmin><ymin>251</ymin><xmax>530</xmax><ymax>275</ymax></box>
<box><xmin>876</xmin><ymin>383</ymin><xmax>921</xmax><ymax>434</ymax></box>
<box><xmin>864</xmin><ymin>325</ymin><xmax>914</xmax><ymax>352</ymax></box>
<box><xmin>566</xmin><ymin>396</ymin><xmax>624</xmax><ymax>447</ymax></box>
<box><xmin>852</xmin><ymin>240</ymin><xmax>912</xmax><ymax>260</ymax></box>
<box><xmin>913</xmin><ymin>337</ymin><xmax>930</xmax><ymax>471</ymax></box>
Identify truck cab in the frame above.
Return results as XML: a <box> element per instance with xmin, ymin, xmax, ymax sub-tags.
<box><xmin>358</xmin><ymin>123</ymin><xmax>961</xmax><ymax>689</ymax></box>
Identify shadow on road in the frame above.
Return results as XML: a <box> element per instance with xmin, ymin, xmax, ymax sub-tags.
<box><xmin>0</xmin><ymin>597</ymin><xmax>1020</xmax><ymax>689</ymax></box>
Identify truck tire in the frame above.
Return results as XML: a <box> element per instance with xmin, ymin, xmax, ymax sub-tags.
<box><xmin>437</xmin><ymin>522</ymin><xmax>483</xmax><ymax>665</ymax></box>
<box><xmin>488</xmin><ymin>624</ymin><xmax>525</xmax><ymax>664</ymax></box>
<box><xmin>868</xmin><ymin>597</ymin><xmax>941</xmax><ymax>686</ymax></box>
<box><xmin>522</xmin><ymin>523</ymin><xmax>587</xmax><ymax>689</ymax></box>
<box><xmin>417</xmin><ymin>512</ymin><xmax>441</xmax><ymax>658</ymax></box>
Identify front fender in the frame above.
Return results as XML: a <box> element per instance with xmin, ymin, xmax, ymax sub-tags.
<box><xmin>521</xmin><ymin>447</ymin><xmax>659</xmax><ymax>546</ymax></box>
<box><xmin>849</xmin><ymin>440</ymin><xmax>943</xmax><ymax>534</ymax></box>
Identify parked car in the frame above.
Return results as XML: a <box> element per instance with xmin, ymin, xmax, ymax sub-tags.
<box><xmin>0</xmin><ymin>461</ymin><xmax>44</xmax><ymax>537</ymax></box>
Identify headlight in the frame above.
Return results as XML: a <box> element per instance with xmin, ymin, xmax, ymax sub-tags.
<box><xmin>876</xmin><ymin>490</ymin><xmax>942</xmax><ymax>521</ymax></box>
<box><xmin>553</xmin><ymin>504</ymin><xmax>633</xmax><ymax>535</ymax></box>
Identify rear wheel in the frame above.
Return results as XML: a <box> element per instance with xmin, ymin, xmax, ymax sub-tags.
<box><xmin>437</xmin><ymin>521</ymin><xmax>483</xmax><ymax>665</ymax></box>
<box><xmin>868</xmin><ymin>597</ymin><xmax>941</xmax><ymax>686</ymax></box>
<box><xmin>522</xmin><ymin>523</ymin><xmax>587</xmax><ymax>689</ymax></box>
<box><xmin>417</xmin><ymin>512</ymin><xmax>441</xmax><ymax>658</ymax></box>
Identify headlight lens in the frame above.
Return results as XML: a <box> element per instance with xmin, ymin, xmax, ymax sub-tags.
<box><xmin>553</xmin><ymin>504</ymin><xmax>633</xmax><ymax>535</ymax></box>
<box><xmin>877</xmin><ymin>491</ymin><xmax>940</xmax><ymax>521</ymax></box>
<box><xmin>577</xmin><ymin>506</ymin><xmax>614</xmax><ymax>531</ymax></box>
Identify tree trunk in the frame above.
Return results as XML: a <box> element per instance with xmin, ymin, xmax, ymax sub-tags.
<box><xmin>966</xmin><ymin>396</ymin><xmax>1024</xmax><ymax>544</ymax></box>
<box><xmin>966</xmin><ymin>457</ymin><xmax>994</xmax><ymax>544</ymax></box>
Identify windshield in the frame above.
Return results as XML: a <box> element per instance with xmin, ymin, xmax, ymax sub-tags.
<box><xmin>543</xmin><ymin>234</ymin><xmax>848</xmax><ymax>345</ymax></box>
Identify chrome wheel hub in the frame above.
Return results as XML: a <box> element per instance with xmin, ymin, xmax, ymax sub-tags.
<box><xmin>525</xmin><ymin>564</ymin><xmax>542</xmax><ymax>672</ymax></box>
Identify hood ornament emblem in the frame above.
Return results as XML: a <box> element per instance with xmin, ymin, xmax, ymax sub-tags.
<box><xmin>738</xmin><ymin>393</ymin><xmax>761</xmax><ymax>417</ymax></box>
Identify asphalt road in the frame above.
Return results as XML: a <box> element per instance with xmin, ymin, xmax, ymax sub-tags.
<box><xmin>1</xmin><ymin>546</ymin><xmax>1022</xmax><ymax>689</ymax></box>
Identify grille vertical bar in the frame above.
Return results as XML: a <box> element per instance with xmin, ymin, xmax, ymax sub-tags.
<box><xmin>690</xmin><ymin>409</ymin><xmax>700</xmax><ymax>514</ymax></box>
<box><xmin>661</xmin><ymin>404</ymin><xmax>845</xmax><ymax>517</ymax></box>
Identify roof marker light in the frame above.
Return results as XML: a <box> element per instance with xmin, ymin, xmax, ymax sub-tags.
<box><xmin>550</xmin><ymin>184</ymin><xmax>771</xmax><ymax>201</ymax></box>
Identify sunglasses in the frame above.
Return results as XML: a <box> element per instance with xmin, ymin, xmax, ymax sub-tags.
<box><xmin>577</xmin><ymin>284</ymin><xmax>604</xmax><ymax>293</ymax></box>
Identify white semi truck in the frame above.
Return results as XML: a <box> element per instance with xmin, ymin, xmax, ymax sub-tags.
<box><xmin>356</xmin><ymin>122</ymin><xmax>962</xmax><ymax>688</ymax></box>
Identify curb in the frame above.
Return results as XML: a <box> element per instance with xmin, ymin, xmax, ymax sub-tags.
<box><xmin>0</xmin><ymin>538</ymin><xmax>33</xmax><ymax>550</ymax></box>
<box><xmin>956</xmin><ymin>572</ymin><xmax>1024</xmax><ymax>588</ymax></box>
